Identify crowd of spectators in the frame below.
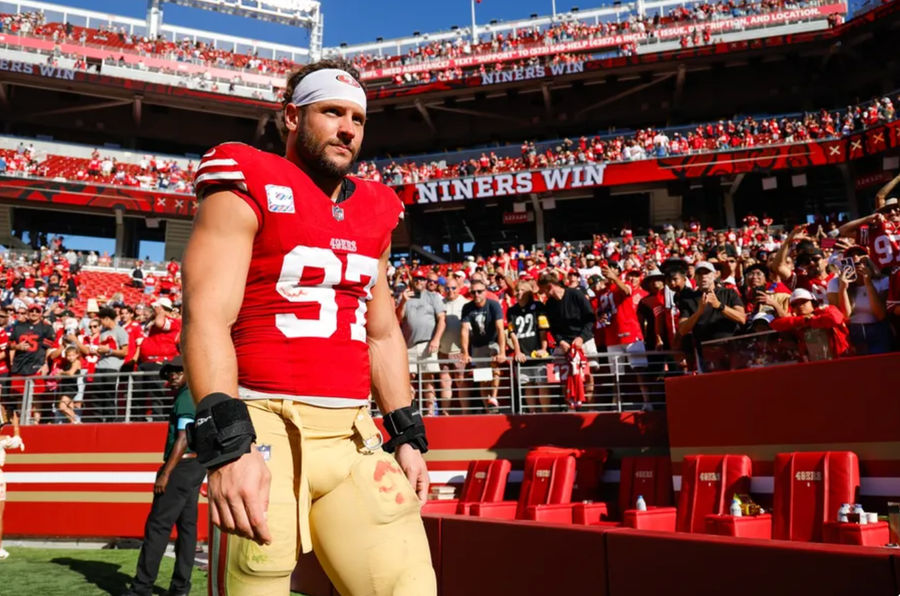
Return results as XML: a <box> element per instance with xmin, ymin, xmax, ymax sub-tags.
<box><xmin>342</xmin><ymin>0</ymin><xmax>833</xmax><ymax>80</ymax></box>
<box><xmin>0</xmin><ymin>143</ymin><xmax>194</xmax><ymax>193</ymax></box>
<box><xmin>0</xmin><ymin>11</ymin><xmax>294</xmax><ymax>76</ymax></box>
<box><xmin>384</xmin><ymin>169</ymin><xmax>900</xmax><ymax>411</ymax></box>
<box><xmin>359</xmin><ymin>94</ymin><xmax>898</xmax><ymax>186</ymax></box>
<box><xmin>0</xmin><ymin>243</ymin><xmax>183</xmax><ymax>424</ymax></box>
<box><xmin>2</xmin><ymin>0</ymin><xmax>840</xmax><ymax>95</ymax></box>
<box><xmin>0</xmin><ymin>179</ymin><xmax>898</xmax><ymax>419</ymax></box>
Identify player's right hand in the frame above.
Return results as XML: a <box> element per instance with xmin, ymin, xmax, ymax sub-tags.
<box><xmin>208</xmin><ymin>446</ymin><xmax>272</xmax><ymax>546</ymax></box>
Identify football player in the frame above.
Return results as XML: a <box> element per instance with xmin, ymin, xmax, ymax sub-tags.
<box><xmin>182</xmin><ymin>59</ymin><xmax>435</xmax><ymax>595</ymax></box>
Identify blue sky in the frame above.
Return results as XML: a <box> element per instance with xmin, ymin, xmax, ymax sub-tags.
<box><xmin>56</xmin><ymin>0</ymin><xmax>571</xmax><ymax>47</ymax></box>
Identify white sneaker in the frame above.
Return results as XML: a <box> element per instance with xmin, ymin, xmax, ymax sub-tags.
<box><xmin>0</xmin><ymin>548</ymin><xmax>10</xmax><ymax>559</ymax></box>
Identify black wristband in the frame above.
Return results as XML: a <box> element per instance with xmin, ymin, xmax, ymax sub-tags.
<box><xmin>382</xmin><ymin>406</ymin><xmax>428</xmax><ymax>454</ymax></box>
<box><xmin>186</xmin><ymin>392</ymin><xmax>256</xmax><ymax>470</ymax></box>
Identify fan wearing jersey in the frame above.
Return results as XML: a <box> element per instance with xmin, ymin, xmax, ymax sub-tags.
<box><xmin>182</xmin><ymin>59</ymin><xmax>435</xmax><ymax>596</ymax></box>
<box><xmin>838</xmin><ymin>198</ymin><xmax>900</xmax><ymax>274</ymax></box>
<box><xmin>507</xmin><ymin>280</ymin><xmax>550</xmax><ymax>412</ymax></box>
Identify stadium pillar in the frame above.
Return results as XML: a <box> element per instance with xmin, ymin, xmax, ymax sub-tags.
<box><xmin>648</xmin><ymin>188</ymin><xmax>682</xmax><ymax>227</ymax></box>
<box><xmin>114</xmin><ymin>208</ymin><xmax>126</xmax><ymax>258</ymax></box>
<box><xmin>530</xmin><ymin>194</ymin><xmax>545</xmax><ymax>245</ymax></box>
<box><xmin>723</xmin><ymin>174</ymin><xmax>744</xmax><ymax>229</ymax></box>
<box><xmin>164</xmin><ymin>219</ymin><xmax>192</xmax><ymax>261</ymax></box>
<box><xmin>838</xmin><ymin>163</ymin><xmax>860</xmax><ymax>218</ymax></box>
<box><xmin>0</xmin><ymin>205</ymin><xmax>20</xmax><ymax>248</ymax></box>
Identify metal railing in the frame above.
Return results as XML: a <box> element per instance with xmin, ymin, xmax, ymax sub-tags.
<box><xmin>8</xmin><ymin>370</ymin><xmax>169</xmax><ymax>425</ymax></box>
<box><xmin>400</xmin><ymin>351</ymin><xmax>684</xmax><ymax>417</ymax></box>
<box><xmin>4</xmin><ymin>349</ymin><xmax>684</xmax><ymax>424</ymax></box>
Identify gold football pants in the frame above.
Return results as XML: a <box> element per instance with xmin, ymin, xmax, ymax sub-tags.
<box><xmin>209</xmin><ymin>399</ymin><xmax>436</xmax><ymax>596</ymax></box>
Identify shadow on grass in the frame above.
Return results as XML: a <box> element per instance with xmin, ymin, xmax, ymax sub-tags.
<box><xmin>50</xmin><ymin>557</ymin><xmax>134</xmax><ymax>595</ymax></box>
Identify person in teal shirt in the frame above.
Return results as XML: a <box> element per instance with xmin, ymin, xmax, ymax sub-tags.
<box><xmin>124</xmin><ymin>356</ymin><xmax>205</xmax><ymax>596</ymax></box>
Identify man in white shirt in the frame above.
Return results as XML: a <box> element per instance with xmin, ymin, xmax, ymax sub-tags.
<box><xmin>438</xmin><ymin>280</ymin><xmax>469</xmax><ymax>415</ymax></box>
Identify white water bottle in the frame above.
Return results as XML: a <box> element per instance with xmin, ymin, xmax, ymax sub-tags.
<box><xmin>730</xmin><ymin>498</ymin><xmax>743</xmax><ymax>517</ymax></box>
<box><xmin>636</xmin><ymin>495</ymin><xmax>647</xmax><ymax>512</ymax></box>
<box><xmin>854</xmin><ymin>504</ymin><xmax>867</xmax><ymax>524</ymax></box>
<box><xmin>838</xmin><ymin>503</ymin><xmax>850</xmax><ymax>523</ymax></box>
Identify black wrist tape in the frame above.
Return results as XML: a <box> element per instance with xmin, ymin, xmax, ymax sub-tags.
<box><xmin>382</xmin><ymin>405</ymin><xmax>428</xmax><ymax>454</ymax></box>
<box><xmin>187</xmin><ymin>392</ymin><xmax>256</xmax><ymax>470</ymax></box>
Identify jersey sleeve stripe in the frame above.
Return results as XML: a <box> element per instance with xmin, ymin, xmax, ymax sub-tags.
<box><xmin>198</xmin><ymin>158</ymin><xmax>239</xmax><ymax>170</ymax></box>
<box><xmin>195</xmin><ymin>171</ymin><xmax>246</xmax><ymax>185</ymax></box>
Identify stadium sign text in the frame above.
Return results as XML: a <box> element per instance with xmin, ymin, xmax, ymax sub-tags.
<box><xmin>481</xmin><ymin>61</ymin><xmax>584</xmax><ymax>85</ymax></box>
<box><xmin>414</xmin><ymin>163</ymin><xmax>606</xmax><ymax>203</ymax></box>
<box><xmin>0</xmin><ymin>59</ymin><xmax>75</xmax><ymax>81</ymax></box>
<box><xmin>358</xmin><ymin>3</ymin><xmax>845</xmax><ymax>81</ymax></box>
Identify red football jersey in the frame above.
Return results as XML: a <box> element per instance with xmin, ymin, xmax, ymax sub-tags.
<box><xmin>194</xmin><ymin>142</ymin><xmax>403</xmax><ymax>402</ymax></box>
<box><xmin>857</xmin><ymin>219</ymin><xmax>899</xmax><ymax>271</ymax></box>
<box><xmin>594</xmin><ymin>283</ymin><xmax>644</xmax><ymax>347</ymax></box>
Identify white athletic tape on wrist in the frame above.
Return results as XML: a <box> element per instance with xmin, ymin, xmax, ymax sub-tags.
<box><xmin>291</xmin><ymin>69</ymin><xmax>366</xmax><ymax>113</ymax></box>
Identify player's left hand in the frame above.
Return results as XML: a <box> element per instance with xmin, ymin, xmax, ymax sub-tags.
<box><xmin>395</xmin><ymin>443</ymin><xmax>429</xmax><ymax>502</ymax></box>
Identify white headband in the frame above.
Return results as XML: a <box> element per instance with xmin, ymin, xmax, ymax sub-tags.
<box><xmin>291</xmin><ymin>68</ymin><xmax>366</xmax><ymax>113</ymax></box>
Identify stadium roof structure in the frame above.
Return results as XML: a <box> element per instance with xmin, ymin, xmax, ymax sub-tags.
<box><xmin>149</xmin><ymin>0</ymin><xmax>323</xmax><ymax>59</ymax></box>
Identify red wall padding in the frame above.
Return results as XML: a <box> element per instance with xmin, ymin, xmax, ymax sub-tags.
<box><xmin>439</xmin><ymin>516</ymin><xmax>609</xmax><ymax>596</ymax></box>
<box><xmin>605</xmin><ymin>528</ymin><xmax>898</xmax><ymax>596</ymax></box>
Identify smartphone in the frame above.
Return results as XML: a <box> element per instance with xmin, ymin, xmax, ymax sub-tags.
<box><xmin>412</xmin><ymin>290</ymin><xmax>422</xmax><ymax>299</ymax></box>
<box><xmin>840</xmin><ymin>258</ymin><xmax>857</xmax><ymax>283</ymax></box>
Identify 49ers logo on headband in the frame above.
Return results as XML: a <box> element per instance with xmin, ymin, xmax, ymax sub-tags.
<box><xmin>336</xmin><ymin>73</ymin><xmax>361</xmax><ymax>88</ymax></box>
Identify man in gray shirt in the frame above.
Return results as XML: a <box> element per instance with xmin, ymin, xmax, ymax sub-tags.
<box><xmin>397</xmin><ymin>272</ymin><xmax>446</xmax><ymax>415</ymax></box>
<box><xmin>94</xmin><ymin>306</ymin><xmax>129</xmax><ymax>421</ymax></box>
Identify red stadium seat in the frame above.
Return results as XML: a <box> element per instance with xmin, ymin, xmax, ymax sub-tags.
<box><xmin>677</xmin><ymin>454</ymin><xmax>752</xmax><ymax>533</ymax></box>
<box><xmin>773</xmin><ymin>451</ymin><xmax>860</xmax><ymax>542</ymax></box>
<box><xmin>618</xmin><ymin>455</ymin><xmax>675</xmax><ymax>515</ymax></box>
<box><xmin>469</xmin><ymin>448</ymin><xmax>576</xmax><ymax>522</ymax></box>
<box><xmin>530</xmin><ymin>446</ymin><xmax>609</xmax><ymax>501</ymax></box>
<box><xmin>422</xmin><ymin>459</ymin><xmax>511</xmax><ymax>515</ymax></box>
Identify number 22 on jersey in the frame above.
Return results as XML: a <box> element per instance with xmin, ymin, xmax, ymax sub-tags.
<box><xmin>274</xmin><ymin>246</ymin><xmax>379</xmax><ymax>342</ymax></box>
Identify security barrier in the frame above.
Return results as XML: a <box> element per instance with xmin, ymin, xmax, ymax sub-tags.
<box><xmin>4</xmin><ymin>350</ymin><xmax>682</xmax><ymax>424</ymax></box>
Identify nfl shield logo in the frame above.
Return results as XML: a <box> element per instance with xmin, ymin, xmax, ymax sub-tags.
<box><xmin>332</xmin><ymin>205</ymin><xmax>344</xmax><ymax>221</ymax></box>
<box><xmin>265</xmin><ymin>184</ymin><xmax>295</xmax><ymax>213</ymax></box>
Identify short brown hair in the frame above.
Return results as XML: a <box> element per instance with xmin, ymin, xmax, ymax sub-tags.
<box><xmin>538</xmin><ymin>272</ymin><xmax>564</xmax><ymax>287</ymax></box>
<box><xmin>277</xmin><ymin>58</ymin><xmax>366</xmax><ymax>141</ymax></box>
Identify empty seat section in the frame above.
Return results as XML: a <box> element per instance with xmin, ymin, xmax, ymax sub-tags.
<box><xmin>677</xmin><ymin>454</ymin><xmax>752</xmax><ymax>533</ymax></box>
<box><xmin>469</xmin><ymin>448</ymin><xmax>576</xmax><ymax>522</ymax></box>
<box><xmin>422</xmin><ymin>459</ymin><xmax>511</xmax><ymax>515</ymax></box>
<box><xmin>773</xmin><ymin>451</ymin><xmax>859</xmax><ymax>542</ymax></box>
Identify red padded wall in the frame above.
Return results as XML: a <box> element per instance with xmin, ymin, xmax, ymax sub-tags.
<box><xmin>605</xmin><ymin>528</ymin><xmax>898</xmax><ymax>596</ymax></box>
<box><xmin>440</xmin><ymin>516</ymin><xmax>609</xmax><ymax>596</ymax></box>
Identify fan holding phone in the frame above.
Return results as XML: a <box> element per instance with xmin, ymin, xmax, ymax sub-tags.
<box><xmin>826</xmin><ymin>245</ymin><xmax>891</xmax><ymax>355</ymax></box>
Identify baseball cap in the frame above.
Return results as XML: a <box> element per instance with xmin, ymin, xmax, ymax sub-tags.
<box><xmin>153</xmin><ymin>297</ymin><xmax>174</xmax><ymax>311</ymax></box>
<box><xmin>844</xmin><ymin>245</ymin><xmax>868</xmax><ymax>257</ymax></box>
<box><xmin>159</xmin><ymin>355</ymin><xmax>184</xmax><ymax>378</ymax></box>
<box><xmin>789</xmin><ymin>288</ymin><xmax>816</xmax><ymax>304</ymax></box>
<box><xmin>750</xmin><ymin>312</ymin><xmax>774</xmax><ymax>325</ymax></box>
<box><xmin>877</xmin><ymin>197</ymin><xmax>899</xmax><ymax>212</ymax></box>
<box><xmin>27</xmin><ymin>303</ymin><xmax>43</xmax><ymax>312</ymax></box>
<box><xmin>694</xmin><ymin>261</ymin><xmax>716</xmax><ymax>274</ymax></box>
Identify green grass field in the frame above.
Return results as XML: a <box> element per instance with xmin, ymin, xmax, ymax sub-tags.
<box><xmin>0</xmin><ymin>546</ymin><xmax>307</xmax><ymax>595</ymax></box>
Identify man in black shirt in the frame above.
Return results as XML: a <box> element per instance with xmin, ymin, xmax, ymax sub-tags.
<box><xmin>507</xmin><ymin>279</ymin><xmax>550</xmax><ymax>412</ymax></box>
<box><xmin>677</xmin><ymin>260</ymin><xmax>746</xmax><ymax>370</ymax></box>
<box><xmin>538</xmin><ymin>271</ymin><xmax>597</xmax><ymax>405</ymax></box>
<box><xmin>9</xmin><ymin>304</ymin><xmax>55</xmax><ymax>421</ymax></box>
<box><xmin>461</xmin><ymin>280</ymin><xmax>507</xmax><ymax>413</ymax></box>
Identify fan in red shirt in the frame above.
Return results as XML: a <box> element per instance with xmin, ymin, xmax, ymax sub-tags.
<box><xmin>166</xmin><ymin>258</ymin><xmax>180</xmax><ymax>278</ymax></box>
<box><xmin>771</xmin><ymin>289</ymin><xmax>849</xmax><ymax>359</ymax></box>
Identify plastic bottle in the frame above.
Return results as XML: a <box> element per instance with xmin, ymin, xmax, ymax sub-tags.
<box><xmin>636</xmin><ymin>495</ymin><xmax>647</xmax><ymax>512</ymax></box>
<box><xmin>730</xmin><ymin>498</ymin><xmax>743</xmax><ymax>517</ymax></box>
<box><xmin>853</xmin><ymin>504</ymin><xmax>867</xmax><ymax>524</ymax></box>
<box><xmin>838</xmin><ymin>503</ymin><xmax>850</xmax><ymax>523</ymax></box>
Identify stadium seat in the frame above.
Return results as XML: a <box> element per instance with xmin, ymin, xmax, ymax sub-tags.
<box><xmin>677</xmin><ymin>454</ymin><xmax>752</xmax><ymax>533</ymax></box>
<box><xmin>573</xmin><ymin>454</ymin><xmax>676</xmax><ymax>527</ymax></box>
<box><xmin>469</xmin><ymin>448</ymin><xmax>577</xmax><ymax>522</ymax></box>
<box><xmin>530</xmin><ymin>445</ymin><xmax>609</xmax><ymax>501</ymax></box>
<box><xmin>422</xmin><ymin>459</ymin><xmax>511</xmax><ymax>515</ymax></box>
<box><xmin>773</xmin><ymin>451</ymin><xmax>860</xmax><ymax>542</ymax></box>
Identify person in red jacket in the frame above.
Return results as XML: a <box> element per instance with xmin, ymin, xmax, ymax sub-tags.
<box><xmin>771</xmin><ymin>288</ymin><xmax>850</xmax><ymax>360</ymax></box>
